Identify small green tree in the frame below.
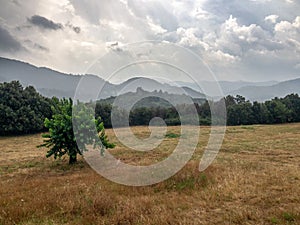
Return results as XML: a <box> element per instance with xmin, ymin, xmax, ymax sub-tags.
<box><xmin>39</xmin><ymin>98</ymin><xmax>114</xmax><ymax>164</ymax></box>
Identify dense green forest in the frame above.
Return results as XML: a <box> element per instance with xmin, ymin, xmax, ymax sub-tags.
<box><xmin>94</xmin><ymin>94</ymin><xmax>300</xmax><ymax>127</ymax></box>
<box><xmin>1</xmin><ymin>81</ymin><xmax>300</xmax><ymax>136</ymax></box>
<box><xmin>0</xmin><ymin>81</ymin><xmax>54</xmax><ymax>135</ymax></box>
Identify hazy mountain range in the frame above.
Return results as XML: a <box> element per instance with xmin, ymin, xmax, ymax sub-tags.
<box><xmin>98</xmin><ymin>87</ymin><xmax>206</xmax><ymax>110</ymax></box>
<box><xmin>0</xmin><ymin>57</ymin><xmax>299</xmax><ymax>102</ymax></box>
<box><xmin>176</xmin><ymin>80</ymin><xmax>279</xmax><ymax>96</ymax></box>
<box><xmin>178</xmin><ymin>79</ymin><xmax>300</xmax><ymax>101</ymax></box>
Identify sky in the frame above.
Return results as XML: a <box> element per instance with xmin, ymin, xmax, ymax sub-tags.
<box><xmin>0</xmin><ymin>0</ymin><xmax>299</xmax><ymax>82</ymax></box>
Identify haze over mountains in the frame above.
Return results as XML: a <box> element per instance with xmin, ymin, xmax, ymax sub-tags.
<box><xmin>228</xmin><ymin>79</ymin><xmax>300</xmax><ymax>101</ymax></box>
<box><xmin>176</xmin><ymin>80</ymin><xmax>279</xmax><ymax>96</ymax></box>
<box><xmin>0</xmin><ymin>57</ymin><xmax>299</xmax><ymax>102</ymax></box>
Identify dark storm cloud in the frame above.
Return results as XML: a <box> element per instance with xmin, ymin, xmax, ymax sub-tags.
<box><xmin>28</xmin><ymin>15</ymin><xmax>63</xmax><ymax>30</ymax></box>
<box><xmin>0</xmin><ymin>26</ymin><xmax>22</xmax><ymax>52</ymax></box>
<box><xmin>66</xmin><ymin>22</ymin><xmax>81</xmax><ymax>34</ymax></box>
<box><xmin>72</xmin><ymin>26</ymin><xmax>81</xmax><ymax>34</ymax></box>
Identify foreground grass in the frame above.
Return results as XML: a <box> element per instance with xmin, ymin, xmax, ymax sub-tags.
<box><xmin>0</xmin><ymin>124</ymin><xmax>299</xmax><ymax>224</ymax></box>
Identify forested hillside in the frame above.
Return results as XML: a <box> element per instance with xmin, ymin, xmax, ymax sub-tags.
<box><xmin>1</xmin><ymin>81</ymin><xmax>300</xmax><ymax>136</ymax></box>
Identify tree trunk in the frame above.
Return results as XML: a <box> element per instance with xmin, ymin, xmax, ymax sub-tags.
<box><xmin>69</xmin><ymin>154</ymin><xmax>77</xmax><ymax>164</ymax></box>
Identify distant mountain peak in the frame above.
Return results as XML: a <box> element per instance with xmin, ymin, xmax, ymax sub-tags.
<box><xmin>0</xmin><ymin>57</ymin><xmax>299</xmax><ymax>102</ymax></box>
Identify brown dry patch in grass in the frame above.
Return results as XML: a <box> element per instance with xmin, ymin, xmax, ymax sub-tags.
<box><xmin>0</xmin><ymin>124</ymin><xmax>300</xmax><ymax>224</ymax></box>
<box><xmin>106</xmin><ymin>126</ymin><xmax>190</xmax><ymax>166</ymax></box>
<box><xmin>0</xmin><ymin>134</ymin><xmax>44</xmax><ymax>165</ymax></box>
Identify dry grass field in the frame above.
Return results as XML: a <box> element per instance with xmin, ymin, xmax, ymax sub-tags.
<box><xmin>0</xmin><ymin>124</ymin><xmax>299</xmax><ymax>225</ymax></box>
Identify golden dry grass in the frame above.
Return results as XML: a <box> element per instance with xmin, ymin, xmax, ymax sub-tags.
<box><xmin>0</xmin><ymin>124</ymin><xmax>300</xmax><ymax>225</ymax></box>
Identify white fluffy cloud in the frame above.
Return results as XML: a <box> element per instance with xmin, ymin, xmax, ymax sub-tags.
<box><xmin>0</xmin><ymin>0</ymin><xmax>299</xmax><ymax>81</ymax></box>
<box><xmin>265</xmin><ymin>15</ymin><xmax>279</xmax><ymax>23</ymax></box>
<box><xmin>274</xmin><ymin>16</ymin><xmax>300</xmax><ymax>50</ymax></box>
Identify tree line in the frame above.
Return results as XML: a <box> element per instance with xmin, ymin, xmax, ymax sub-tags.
<box><xmin>94</xmin><ymin>94</ymin><xmax>300</xmax><ymax>127</ymax></box>
<box><xmin>225</xmin><ymin>94</ymin><xmax>300</xmax><ymax>125</ymax></box>
<box><xmin>1</xmin><ymin>81</ymin><xmax>300</xmax><ymax>136</ymax></box>
<box><xmin>0</xmin><ymin>81</ymin><xmax>54</xmax><ymax>135</ymax></box>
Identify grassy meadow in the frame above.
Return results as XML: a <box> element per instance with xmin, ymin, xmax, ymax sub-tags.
<box><xmin>0</xmin><ymin>124</ymin><xmax>299</xmax><ymax>224</ymax></box>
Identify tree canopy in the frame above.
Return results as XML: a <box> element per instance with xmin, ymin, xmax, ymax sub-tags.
<box><xmin>0</xmin><ymin>81</ymin><xmax>53</xmax><ymax>135</ymax></box>
<box><xmin>39</xmin><ymin>98</ymin><xmax>115</xmax><ymax>164</ymax></box>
